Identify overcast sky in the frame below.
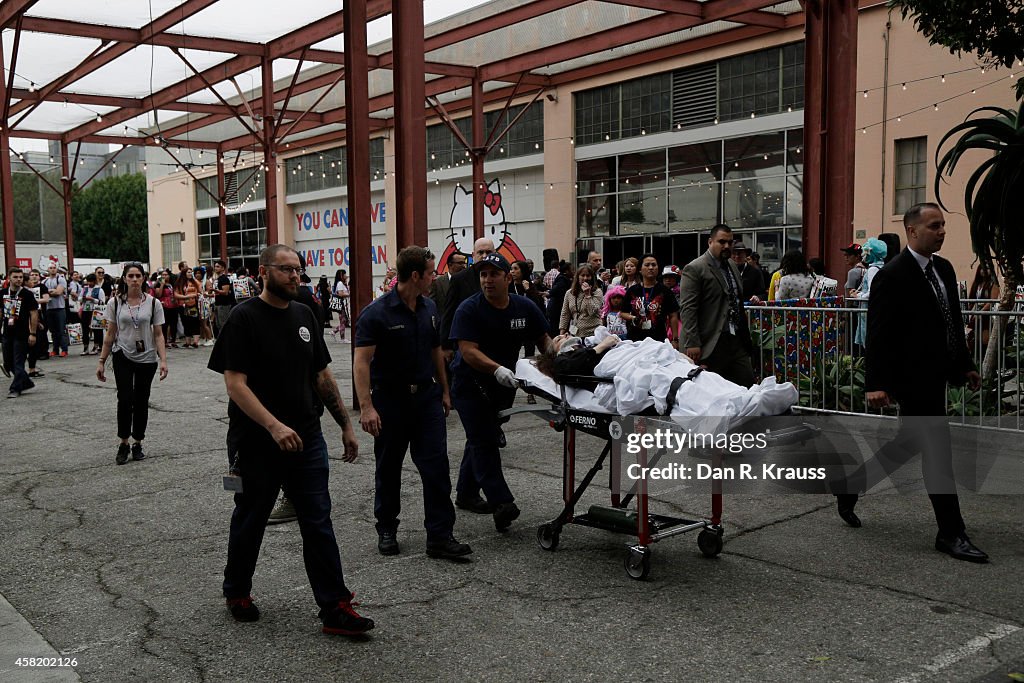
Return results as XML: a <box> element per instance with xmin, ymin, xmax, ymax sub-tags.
<box><xmin>8</xmin><ymin>0</ymin><xmax>492</xmax><ymax>153</ymax></box>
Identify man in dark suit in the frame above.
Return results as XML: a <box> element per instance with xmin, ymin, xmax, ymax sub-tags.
<box><xmin>441</xmin><ymin>238</ymin><xmax>495</xmax><ymax>365</ymax></box>
<box><xmin>836</xmin><ymin>202</ymin><xmax>986</xmax><ymax>562</ymax></box>
<box><xmin>731</xmin><ymin>241</ymin><xmax>766</xmax><ymax>301</ymax></box>
<box><xmin>679</xmin><ymin>224</ymin><xmax>755</xmax><ymax>387</ymax></box>
<box><xmin>429</xmin><ymin>251</ymin><xmax>467</xmax><ymax>320</ymax></box>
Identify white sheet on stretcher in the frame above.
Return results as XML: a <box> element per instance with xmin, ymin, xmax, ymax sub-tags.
<box><xmin>514</xmin><ymin>336</ymin><xmax>798</xmax><ymax>421</ymax></box>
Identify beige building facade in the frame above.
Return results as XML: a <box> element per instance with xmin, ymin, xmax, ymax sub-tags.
<box><xmin>146</xmin><ymin>4</ymin><xmax>1015</xmax><ymax>286</ymax></box>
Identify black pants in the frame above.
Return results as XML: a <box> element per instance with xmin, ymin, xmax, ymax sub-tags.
<box><xmin>837</xmin><ymin>384</ymin><xmax>964</xmax><ymax>537</ymax></box>
<box><xmin>80</xmin><ymin>312</ymin><xmax>104</xmax><ymax>348</ymax></box>
<box><xmin>112</xmin><ymin>352</ymin><xmax>158</xmax><ymax>441</ymax></box>
<box><xmin>223</xmin><ymin>433</ymin><xmax>351</xmax><ymax>610</ymax></box>
<box><xmin>163</xmin><ymin>307</ymin><xmax>179</xmax><ymax>343</ymax></box>
<box><xmin>703</xmin><ymin>332</ymin><xmax>755</xmax><ymax>388</ymax></box>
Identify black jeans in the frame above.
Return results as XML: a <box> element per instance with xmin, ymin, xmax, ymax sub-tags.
<box><xmin>223</xmin><ymin>433</ymin><xmax>351</xmax><ymax>610</ymax></box>
<box><xmin>111</xmin><ymin>352</ymin><xmax>158</xmax><ymax>440</ymax></box>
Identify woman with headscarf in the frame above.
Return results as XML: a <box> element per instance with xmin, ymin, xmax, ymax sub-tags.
<box><xmin>853</xmin><ymin>238</ymin><xmax>887</xmax><ymax>348</ymax></box>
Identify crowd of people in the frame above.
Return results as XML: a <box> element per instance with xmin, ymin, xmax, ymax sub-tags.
<box><xmin>0</xmin><ymin>204</ymin><xmax>995</xmax><ymax>641</ymax></box>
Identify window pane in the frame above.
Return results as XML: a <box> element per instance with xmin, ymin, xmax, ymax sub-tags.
<box><xmin>724</xmin><ymin>132</ymin><xmax>785</xmax><ymax>180</ymax></box>
<box><xmin>786</xmin><ymin>176</ymin><xmax>803</xmax><ymax>225</ymax></box>
<box><xmin>668</xmin><ymin>141</ymin><xmax>722</xmax><ymax>185</ymax></box>
<box><xmin>617</xmin><ymin>150</ymin><xmax>665</xmax><ymax>192</ymax></box>
<box><xmin>577</xmin><ymin>158</ymin><xmax>616</xmax><ymax>195</ymax></box>
<box><xmin>577</xmin><ymin>195</ymin><xmax>614</xmax><ymax>237</ymax></box>
<box><xmin>617</xmin><ymin>190</ymin><xmax>666</xmax><ymax>234</ymax></box>
<box><xmin>668</xmin><ymin>184</ymin><xmax>721</xmax><ymax>233</ymax></box>
<box><xmin>786</xmin><ymin>128</ymin><xmax>804</xmax><ymax>174</ymax></box>
<box><xmin>722</xmin><ymin>177</ymin><xmax>786</xmax><ymax>228</ymax></box>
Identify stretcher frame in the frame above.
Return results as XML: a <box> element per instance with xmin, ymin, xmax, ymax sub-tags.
<box><xmin>502</xmin><ymin>375</ymin><xmax>725</xmax><ymax>580</ymax></box>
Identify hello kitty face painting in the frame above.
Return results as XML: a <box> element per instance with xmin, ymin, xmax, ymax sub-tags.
<box><xmin>438</xmin><ymin>179</ymin><xmax>525</xmax><ymax>275</ymax></box>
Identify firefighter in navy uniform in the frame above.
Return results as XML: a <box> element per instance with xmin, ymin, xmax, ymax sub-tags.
<box><xmin>449</xmin><ymin>253</ymin><xmax>552</xmax><ymax>532</ymax></box>
<box><xmin>353</xmin><ymin>246</ymin><xmax>472</xmax><ymax>560</ymax></box>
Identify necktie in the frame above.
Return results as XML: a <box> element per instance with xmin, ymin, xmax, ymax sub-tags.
<box><xmin>721</xmin><ymin>262</ymin><xmax>741</xmax><ymax>332</ymax></box>
<box><xmin>924</xmin><ymin>261</ymin><xmax>956</xmax><ymax>351</ymax></box>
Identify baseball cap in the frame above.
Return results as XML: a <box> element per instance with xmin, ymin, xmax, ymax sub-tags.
<box><xmin>474</xmin><ymin>252</ymin><xmax>510</xmax><ymax>274</ymax></box>
<box><xmin>660</xmin><ymin>265</ymin><xmax>681</xmax><ymax>279</ymax></box>
<box><xmin>840</xmin><ymin>242</ymin><xmax>862</xmax><ymax>255</ymax></box>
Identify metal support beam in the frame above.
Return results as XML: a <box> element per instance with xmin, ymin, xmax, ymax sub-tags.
<box><xmin>217</xmin><ymin>149</ymin><xmax>227</xmax><ymax>263</ymax></box>
<box><xmin>261</xmin><ymin>58</ymin><xmax>279</xmax><ymax>244</ymax></box>
<box><xmin>0</xmin><ymin>30</ymin><xmax>16</xmax><ymax>269</ymax></box>
<box><xmin>60</xmin><ymin>142</ymin><xmax>74</xmax><ymax>271</ymax></box>
<box><xmin>802</xmin><ymin>0</ymin><xmax>858</xmax><ymax>275</ymax></box>
<box><xmin>9</xmin><ymin>0</ymin><xmax>220</xmax><ymax>120</ymax></box>
<box><xmin>471</xmin><ymin>78</ymin><xmax>485</xmax><ymax>242</ymax></box>
<box><xmin>0</xmin><ymin>0</ymin><xmax>39</xmax><ymax>30</ymax></box>
<box><xmin>392</xmin><ymin>0</ymin><xmax>427</xmax><ymax>248</ymax></box>
<box><xmin>345</xmin><ymin>0</ymin><xmax>373</xmax><ymax>408</ymax></box>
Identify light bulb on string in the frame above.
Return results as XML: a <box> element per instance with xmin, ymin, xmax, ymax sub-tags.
<box><xmin>525</xmin><ymin>183</ymin><xmax>529</xmax><ymax>190</ymax></box>
<box><xmin>941</xmin><ymin>75</ymin><xmax>946</xmax><ymax>83</ymax></box>
<box><xmin>863</xmin><ymin>90</ymin><xmax>868</xmax><ymax>98</ymax></box>
<box><xmin>901</xmin><ymin>83</ymin><xmax>907</xmax><ymax>90</ymax></box>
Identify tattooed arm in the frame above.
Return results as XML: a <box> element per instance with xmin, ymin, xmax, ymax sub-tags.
<box><xmin>315</xmin><ymin>368</ymin><xmax>359</xmax><ymax>462</ymax></box>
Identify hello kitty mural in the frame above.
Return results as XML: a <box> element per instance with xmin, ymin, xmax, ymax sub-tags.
<box><xmin>437</xmin><ymin>179</ymin><xmax>525</xmax><ymax>274</ymax></box>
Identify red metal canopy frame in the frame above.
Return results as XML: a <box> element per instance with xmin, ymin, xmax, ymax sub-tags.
<box><xmin>0</xmin><ymin>0</ymin><xmax>857</xmax><ymax>328</ymax></box>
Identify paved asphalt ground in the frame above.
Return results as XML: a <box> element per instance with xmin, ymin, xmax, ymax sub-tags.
<box><xmin>1</xmin><ymin>333</ymin><xmax>1022</xmax><ymax>682</ymax></box>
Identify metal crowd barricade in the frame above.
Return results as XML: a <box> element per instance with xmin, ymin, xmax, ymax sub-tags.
<box><xmin>744</xmin><ymin>297</ymin><xmax>1024</xmax><ymax>431</ymax></box>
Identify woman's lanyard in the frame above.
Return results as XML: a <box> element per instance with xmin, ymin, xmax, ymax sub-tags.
<box><xmin>127</xmin><ymin>295</ymin><xmax>144</xmax><ymax>330</ymax></box>
<box><xmin>639</xmin><ymin>286</ymin><xmax>653</xmax><ymax>315</ymax></box>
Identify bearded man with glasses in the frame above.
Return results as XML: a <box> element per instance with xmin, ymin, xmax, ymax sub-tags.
<box><xmin>208</xmin><ymin>244</ymin><xmax>374</xmax><ymax>636</ymax></box>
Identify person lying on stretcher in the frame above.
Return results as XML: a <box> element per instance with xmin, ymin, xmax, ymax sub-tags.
<box><xmin>526</xmin><ymin>326</ymin><xmax>797</xmax><ymax>419</ymax></box>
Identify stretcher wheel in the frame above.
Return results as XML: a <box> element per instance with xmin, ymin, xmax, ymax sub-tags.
<box><xmin>697</xmin><ymin>529</ymin><xmax>724</xmax><ymax>558</ymax></box>
<box><xmin>624</xmin><ymin>548</ymin><xmax>651</xmax><ymax>580</ymax></box>
<box><xmin>537</xmin><ymin>524</ymin><xmax>560</xmax><ymax>551</ymax></box>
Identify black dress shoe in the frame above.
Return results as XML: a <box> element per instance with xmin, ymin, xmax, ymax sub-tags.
<box><xmin>497</xmin><ymin>427</ymin><xmax>507</xmax><ymax>449</ymax></box>
<box><xmin>426</xmin><ymin>536</ymin><xmax>473</xmax><ymax>560</ymax></box>
<box><xmin>935</xmin><ymin>533</ymin><xmax>989</xmax><ymax>563</ymax></box>
<box><xmin>377</xmin><ymin>531</ymin><xmax>400</xmax><ymax>556</ymax></box>
<box><xmin>493</xmin><ymin>502</ymin><xmax>521</xmax><ymax>532</ymax></box>
<box><xmin>836</xmin><ymin>495</ymin><xmax>861</xmax><ymax>528</ymax></box>
<box><xmin>455</xmin><ymin>496</ymin><xmax>493</xmax><ymax>514</ymax></box>
<box><xmin>837</xmin><ymin>506</ymin><xmax>861</xmax><ymax>528</ymax></box>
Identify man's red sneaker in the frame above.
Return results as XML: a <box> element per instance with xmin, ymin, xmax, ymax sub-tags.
<box><xmin>320</xmin><ymin>593</ymin><xmax>374</xmax><ymax>635</ymax></box>
<box><xmin>226</xmin><ymin>595</ymin><xmax>260</xmax><ymax>622</ymax></box>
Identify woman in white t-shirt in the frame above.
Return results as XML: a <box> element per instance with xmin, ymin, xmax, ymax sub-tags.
<box><xmin>331</xmin><ymin>269</ymin><xmax>350</xmax><ymax>342</ymax></box>
<box><xmin>96</xmin><ymin>263</ymin><xmax>168</xmax><ymax>465</ymax></box>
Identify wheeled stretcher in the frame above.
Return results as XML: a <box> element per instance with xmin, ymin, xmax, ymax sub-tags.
<box><xmin>504</xmin><ymin>359</ymin><xmax>814</xmax><ymax>580</ymax></box>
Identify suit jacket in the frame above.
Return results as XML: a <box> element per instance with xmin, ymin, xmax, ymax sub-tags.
<box><xmin>865</xmin><ymin>248</ymin><xmax>974</xmax><ymax>403</ymax></box>
<box><xmin>739</xmin><ymin>263</ymin><xmax>767</xmax><ymax>300</ymax></box>
<box><xmin>679</xmin><ymin>250</ymin><xmax>752</xmax><ymax>359</ymax></box>
<box><xmin>440</xmin><ymin>267</ymin><xmax>480</xmax><ymax>350</ymax></box>
<box><xmin>430</xmin><ymin>272</ymin><xmax>453</xmax><ymax>319</ymax></box>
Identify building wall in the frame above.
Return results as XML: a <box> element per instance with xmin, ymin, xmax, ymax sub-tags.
<box><xmin>852</xmin><ymin>5</ymin><xmax>1010</xmax><ymax>276</ymax></box>
<box><xmin>148</xmin><ymin>172</ymin><xmax>197</xmax><ymax>269</ymax></box>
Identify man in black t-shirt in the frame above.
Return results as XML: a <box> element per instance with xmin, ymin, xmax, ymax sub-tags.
<box><xmin>208</xmin><ymin>244</ymin><xmax>373</xmax><ymax>636</ymax></box>
<box><xmin>2</xmin><ymin>268</ymin><xmax>40</xmax><ymax>397</ymax></box>
<box><xmin>213</xmin><ymin>259</ymin><xmax>236</xmax><ymax>334</ymax></box>
<box><xmin>449</xmin><ymin>253</ymin><xmax>551</xmax><ymax>532</ymax></box>
<box><xmin>619</xmin><ymin>255</ymin><xmax>680</xmax><ymax>345</ymax></box>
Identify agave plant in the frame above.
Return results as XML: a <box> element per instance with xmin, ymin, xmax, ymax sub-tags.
<box><xmin>935</xmin><ymin>96</ymin><xmax>1024</xmax><ymax>379</ymax></box>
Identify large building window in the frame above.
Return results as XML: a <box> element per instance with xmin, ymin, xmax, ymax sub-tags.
<box><xmin>576</xmin><ymin>128</ymin><xmax>803</xmax><ymax>264</ymax></box>
<box><xmin>894</xmin><ymin>137</ymin><xmax>927</xmax><ymax>215</ymax></box>
<box><xmin>160</xmin><ymin>232</ymin><xmax>182</xmax><ymax>269</ymax></box>
<box><xmin>718</xmin><ymin>44</ymin><xmax>804</xmax><ymax>122</ymax></box>
<box><xmin>426</xmin><ymin>102</ymin><xmax>544</xmax><ymax>169</ymax></box>
<box><xmin>575</xmin><ymin>44</ymin><xmax>803</xmax><ymax>146</ymax></box>
<box><xmin>196</xmin><ymin>209</ymin><xmax>267</xmax><ymax>273</ymax></box>
<box><xmin>282</xmin><ymin>138</ymin><xmax>386</xmax><ymax>196</ymax></box>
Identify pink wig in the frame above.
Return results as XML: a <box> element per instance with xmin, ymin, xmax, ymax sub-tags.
<box><xmin>602</xmin><ymin>284</ymin><xmax>627</xmax><ymax>317</ymax></box>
